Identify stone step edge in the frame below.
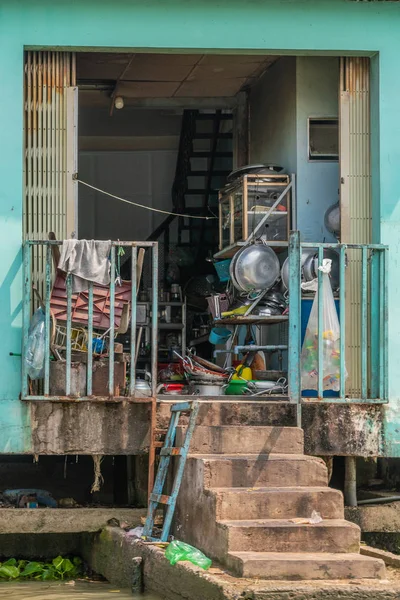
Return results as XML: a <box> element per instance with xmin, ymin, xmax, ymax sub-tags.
<box><xmin>226</xmin><ymin>551</ymin><xmax>386</xmax><ymax>580</ymax></box>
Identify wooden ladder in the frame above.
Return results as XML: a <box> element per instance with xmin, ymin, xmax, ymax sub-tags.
<box><xmin>143</xmin><ymin>400</ymin><xmax>199</xmax><ymax>542</ymax></box>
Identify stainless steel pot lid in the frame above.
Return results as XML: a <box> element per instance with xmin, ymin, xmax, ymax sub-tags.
<box><xmin>227</xmin><ymin>164</ymin><xmax>284</xmax><ymax>183</ymax></box>
<box><xmin>232</xmin><ymin>244</ymin><xmax>280</xmax><ymax>293</ymax></box>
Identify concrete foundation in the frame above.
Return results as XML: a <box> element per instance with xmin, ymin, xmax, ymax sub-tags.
<box><xmin>26</xmin><ymin>400</ymin><xmax>383</xmax><ymax>457</ymax></box>
<box><xmin>83</xmin><ymin>527</ymin><xmax>400</xmax><ymax>600</ymax></box>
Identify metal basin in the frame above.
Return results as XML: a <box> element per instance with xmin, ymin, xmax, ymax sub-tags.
<box><xmin>231</xmin><ymin>244</ymin><xmax>280</xmax><ymax>293</ymax></box>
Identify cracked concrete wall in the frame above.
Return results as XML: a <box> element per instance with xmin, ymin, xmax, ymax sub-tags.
<box><xmin>28</xmin><ymin>401</ymin><xmax>382</xmax><ymax>457</ymax></box>
<box><xmin>30</xmin><ymin>402</ymin><xmax>150</xmax><ymax>455</ymax></box>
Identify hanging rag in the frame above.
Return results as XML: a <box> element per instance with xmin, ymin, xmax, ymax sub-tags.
<box><xmin>58</xmin><ymin>239</ymin><xmax>111</xmax><ymax>292</ymax></box>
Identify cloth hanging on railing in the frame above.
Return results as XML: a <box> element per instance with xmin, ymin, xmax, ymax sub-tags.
<box><xmin>58</xmin><ymin>239</ymin><xmax>111</xmax><ymax>292</ymax></box>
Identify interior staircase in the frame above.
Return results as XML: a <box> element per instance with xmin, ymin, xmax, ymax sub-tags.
<box><xmin>175</xmin><ymin>422</ymin><xmax>386</xmax><ymax>581</ymax></box>
<box><xmin>147</xmin><ymin>109</ymin><xmax>233</xmax><ymax>272</ymax></box>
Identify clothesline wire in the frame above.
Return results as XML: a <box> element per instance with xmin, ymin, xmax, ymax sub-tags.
<box><xmin>77</xmin><ymin>179</ymin><xmax>217</xmax><ymax>220</ymax></box>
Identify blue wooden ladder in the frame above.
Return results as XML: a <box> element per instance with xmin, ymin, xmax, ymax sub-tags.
<box><xmin>143</xmin><ymin>400</ymin><xmax>200</xmax><ymax>542</ymax></box>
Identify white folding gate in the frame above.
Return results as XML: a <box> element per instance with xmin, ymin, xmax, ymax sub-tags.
<box><xmin>23</xmin><ymin>51</ymin><xmax>77</xmax><ymax>299</ymax></box>
<box><xmin>339</xmin><ymin>57</ymin><xmax>372</xmax><ymax>396</ymax></box>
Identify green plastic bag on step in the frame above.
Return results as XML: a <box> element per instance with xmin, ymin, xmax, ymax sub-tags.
<box><xmin>165</xmin><ymin>540</ymin><xmax>212</xmax><ymax>570</ymax></box>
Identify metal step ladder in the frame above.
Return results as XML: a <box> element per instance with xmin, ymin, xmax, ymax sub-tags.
<box><xmin>143</xmin><ymin>400</ymin><xmax>200</xmax><ymax>542</ymax></box>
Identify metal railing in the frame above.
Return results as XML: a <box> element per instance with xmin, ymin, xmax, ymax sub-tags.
<box><xmin>288</xmin><ymin>231</ymin><xmax>388</xmax><ymax>408</ymax></box>
<box><xmin>22</xmin><ymin>240</ymin><xmax>159</xmax><ymax>401</ymax></box>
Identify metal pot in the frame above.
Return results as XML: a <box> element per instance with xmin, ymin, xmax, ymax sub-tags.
<box><xmin>325</xmin><ymin>202</ymin><xmax>340</xmax><ymax>238</ymax></box>
<box><xmin>135</xmin><ymin>372</ymin><xmax>152</xmax><ymax>397</ymax></box>
<box><xmin>189</xmin><ymin>381</ymin><xmax>225</xmax><ymax>396</ymax></box>
<box><xmin>231</xmin><ymin>244</ymin><xmax>280</xmax><ymax>293</ymax></box>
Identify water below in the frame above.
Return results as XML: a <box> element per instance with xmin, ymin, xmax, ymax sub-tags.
<box><xmin>1</xmin><ymin>581</ymin><xmax>162</xmax><ymax>599</ymax></box>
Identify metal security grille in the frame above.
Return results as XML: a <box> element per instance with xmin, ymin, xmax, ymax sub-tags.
<box><xmin>339</xmin><ymin>57</ymin><xmax>372</xmax><ymax>397</ymax></box>
<box><xmin>23</xmin><ymin>51</ymin><xmax>77</xmax><ymax>302</ymax></box>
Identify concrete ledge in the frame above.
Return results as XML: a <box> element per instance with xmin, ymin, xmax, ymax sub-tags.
<box><xmin>0</xmin><ymin>508</ymin><xmax>146</xmax><ymax>534</ymax></box>
<box><xmin>83</xmin><ymin>527</ymin><xmax>400</xmax><ymax>600</ymax></box>
<box><xmin>346</xmin><ymin>504</ymin><xmax>400</xmax><ymax>533</ymax></box>
<box><xmin>361</xmin><ymin>545</ymin><xmax>400</xmax><ymax>568</ymax></box>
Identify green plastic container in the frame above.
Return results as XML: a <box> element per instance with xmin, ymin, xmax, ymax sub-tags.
<box><xmin>224</xmin><ymin>379</ymin><xmax>249</xmax><ymax>395</ymax></box>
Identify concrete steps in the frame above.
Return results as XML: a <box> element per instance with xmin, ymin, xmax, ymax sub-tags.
<box><xmin>178</xmin><ymin>425</ymin><xmax>304</xmax><ymax>455</ymax></box>
<box><xmin>226</xmin><ymin>551</ymin><xmax>386</xmax><ymax>580</ymax></box>
<box><xmin>174</xmin><ymin>424</ymin><xmax>386</xmax><ymax>581</ymax></box>
<box><xmin>219</xmin><ymin>519</ymin><xmax>360</xmax><ymax>553</ymax></box>
<box><xmin>197</xmin><ymin>454</ymin><xmax>328</xmax><ymax>488</ymax></box>
<box><xmin>210</xmin><ymin>486</ymin><xmax>344</xmax><ymax>520</ymax></box>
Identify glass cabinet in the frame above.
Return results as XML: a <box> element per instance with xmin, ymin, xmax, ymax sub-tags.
<box><xmin>218</xmin><ymin>174</ymin><xmax>291</xmax><ymax>254</ymax></box>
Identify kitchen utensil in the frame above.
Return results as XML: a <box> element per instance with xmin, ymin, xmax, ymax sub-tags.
<box><xmin>189</xmin><ymin>381</ymin><xmax>225</xmax><ymax>396</ymax></box>
<box><xmin>209</xmin><ymin>327</ymin><xmax>232</xmax><ymax>345</ymax></box>
<box><xmin>214</xmin><ymin>259</ymin><xmax>232</xmax><ymax>282</ymax></box>
<box><xmin>206</xmin><ymin>294</ymin><xmax>230</xmax><ymax>319</ymax></box>
<box><xmin>255</xmin><ymin>370</ymin><xmax>287</xmax><ymax>381</ymax></box>
<box><xmin>159</xmin><ymin>383</ymin><xmax>185</xmax><ymax>395</ymax></box>
<box><xmin>224</xmin><ymin>379</ymin><xmax>248</xmax><ymax>395</ymax></box>
<box><xmin>187</xmin><ymin>352</ymin><xmax>227</xmax><ymax>374</ymax></box>
<box><xmin>135</xmin><ymin>372</ymin><xmax>152</xmax><ymax>397</ymax></box>
<box><xmin>249</xmin><ymin>380</ymin><xmax>282</xmax><ymax>390</ymax></box>
<box><xmin>231</xmin><ymin>244</ymin><xmax>280</xmax><ymax>293</ymax></box>
<box><xmin>324</xmin><ymin>202</ymin><xmax>340</xmax><ymax>238</ymax></box>
<box><xmin>227</xmin><ymin>164</ymin><xmax>284</xmax><ymax>183</ymax></box>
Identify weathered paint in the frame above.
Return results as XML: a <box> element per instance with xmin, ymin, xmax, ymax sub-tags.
<box><xmin>1</xmin><ymin>0</ymin><xmax>400</xmax><ymax>453</ymax></box>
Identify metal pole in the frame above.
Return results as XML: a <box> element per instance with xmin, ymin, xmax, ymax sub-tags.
<box><xmin>317</xmin><ymin>246</ymin><xmax>324</xmax><ymax>399</ymax></box>
<box><xmin>288</xmin><ymin>231</ymin><xmax>301</xmax><ymax>427</ymax></box>
<box><xmin>22</xmin><ymin>243</ymin><xmax>32</xmax><ymax>399</ymax></box>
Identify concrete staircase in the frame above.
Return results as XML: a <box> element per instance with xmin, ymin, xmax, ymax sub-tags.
<box><xmin>175</xmin><ymin>424</ymin><xmax>385</xmax><ymax>580</ymax></box>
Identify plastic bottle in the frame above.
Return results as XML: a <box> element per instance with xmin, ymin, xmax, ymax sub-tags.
<box><xmin>165</xmin><ymin>540</ymin><xmax>212</xmax><ymax>570</ymax></box>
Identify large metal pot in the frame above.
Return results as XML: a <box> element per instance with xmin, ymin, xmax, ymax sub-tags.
<box><xmin>230</xmin><ymin>244</ymin><xmax>280</xmax><ymax>293</ymax></box>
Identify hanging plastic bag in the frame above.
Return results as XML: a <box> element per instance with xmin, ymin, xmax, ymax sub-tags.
<box><xmin>300</xmin><ymin>260</ymin><xmax>344</xmax><ymax>392</ymax></box>
<box><xmin>25</xmin><ymin>308</ymin><xmax>46</xmax><ymax>380</ymax></box>
<box><xmin>165</xmin><ymin>540</ymin><xmax>212</xmax><ymax>570</ymax></box>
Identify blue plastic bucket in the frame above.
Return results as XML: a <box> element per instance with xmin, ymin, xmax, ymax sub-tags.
<box><xmin>209</xmin><ymin>327</ymin><xmax>232</xmax><ymax>345</ymax></box>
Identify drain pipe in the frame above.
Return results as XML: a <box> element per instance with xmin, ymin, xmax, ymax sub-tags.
<box><xmin>344</xmin><ymin>456</ymin><xmax>358</xmax><ymax>507</ymax></box>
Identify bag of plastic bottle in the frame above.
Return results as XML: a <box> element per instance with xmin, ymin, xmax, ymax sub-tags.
<box><xmin>25</xmin><ymin>307</ymin><xmax>46</xmax><ymax>380</ymax></box>
<box><xmin>300</xmin><ymin>260</ymin><xmax>345</xmax><ymax>392</ymax></box>
<box><xmin>165</xmin><ymin>540</ymin><xmax>212</xmax><ymax>570</ymax></box>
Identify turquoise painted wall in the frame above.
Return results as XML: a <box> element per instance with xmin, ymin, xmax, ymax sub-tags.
<box><xmin>1</xmin><ymin>0</ymin><xmax>400</xmax><ymax>454</ymax></box>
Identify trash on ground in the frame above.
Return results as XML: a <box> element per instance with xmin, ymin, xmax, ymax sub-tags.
<box><xmin>3</xmin><ymin>489</ymin><xmax>57</xmax><ymax>508</ymax></box>
<box><xmin>310</xmin><ymin>510</ymin><xmax>323</xmax><ymax>524</ymax></box>
<box><xmin>126</xmin><ymin>526</ymin><xmax>144</xmax><ymax>538</ymax></box>
<box><xmin>165</xmin><ymin>540</ymin><xmax>212</xmax><ymax>570</ymax></box>
<box><xmin>289</xmin><ymin>510</ymin><xmax>323</xmax><ymax>525</ymax></box>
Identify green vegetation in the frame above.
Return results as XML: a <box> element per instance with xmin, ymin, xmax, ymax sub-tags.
<box><xmin>0</xmin><ymin>556</ymin><xmax>82</xmax><ymax>581</ymax></box>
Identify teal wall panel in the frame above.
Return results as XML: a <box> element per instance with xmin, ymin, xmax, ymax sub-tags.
<box><xmin>0</xmin><ymin>0</ymin><xmax>399</xmax><ymax>453</ymax></box>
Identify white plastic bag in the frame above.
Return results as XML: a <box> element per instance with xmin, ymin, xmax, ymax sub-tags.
<box><xmin>300</xmin><ymin>264</ymin><xmax>344</xmax><ymax>392</ymax></box>
<box><xmin>25</xmin><ymin>307</ymin><xmax>46</xmax><ymax>380</ymax></box>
